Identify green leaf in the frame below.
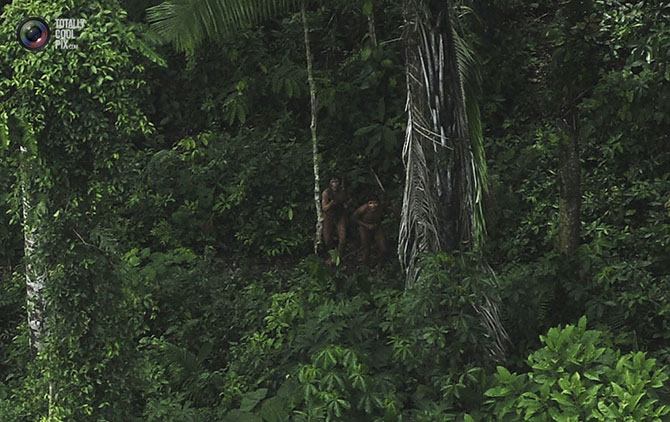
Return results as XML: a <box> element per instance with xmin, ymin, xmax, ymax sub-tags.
<box><xmin>496</xmin><ymin>366</ymin><xmax>513</xmax><ymax>381</ymax></box>
<box><xmin>551</xmin><ymin>392</ymin><xmax>572</xmax><ymax>407</ymax></box>
<box><xmin>378</xmin><ymin>98</ymin><xmax>385</xmax><ymax>120</ymax></box>
<box><xmin>240</xmin><ymin>388</ymin><xmax>268</xmax><ymax>412</ymax></box>
<box><xmin>362</xmin><ymin>0</ymin><xmax>373</xmax><ymax>16</ymax></box>
<box><xmin>577</xmin><ymin>316</ymin><xmax>587</xmax><ymax>331</ymax></box>
<box><xmin>224</xmin><ymin>410</ymin><xmax>263</xmax><ymax>422</ymax></box>
<box><xmin>485</xmin><ymin>386</ymin><xmax>511</xmax><ymax>397</ymax></box>
<box><xmin>259</xmin><ymin>397</ymin><xmax>288</xmax><ymax>422</ymax></box>
<box><xmin>0</xmin><ymin>111</ymin><xmax>9</xmax><ymax>148</ymax></box>
<box><xmin>610</xmin><ymin>382</ymin><xmax>624</xmax><ymax>399</ymax></box>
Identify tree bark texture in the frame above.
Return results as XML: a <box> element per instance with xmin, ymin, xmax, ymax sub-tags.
<box><xmin>367</xmin><ymin>9</ymin><xmax>378</xmax><ymax>46</ymax></box>
<box><xmin>20</xmin><ymin>144</ymin><xmax>47</xmax><ymax>355</ymax></box>
<box><xmin>558</xmin><ymin>115</ymin><xmax>581</xmax><ymax>254</ymax></box>
<box><xmin>398</xmin><ymin>1</ymin><xmax>507</xmax><ymax>362</ymax></box>
<box><xmin>399</xmin><ymin>1</ymin><xmax>482</xmax><ymax>287</ymax></box>
<box><xmin>301</xmin><ymin>1</ymin><xmax>323</xmax><ymax>254</ymax></box>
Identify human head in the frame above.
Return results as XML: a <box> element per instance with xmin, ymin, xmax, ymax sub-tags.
<box><xmin>329</xmin><ymin>175</ymin><xmax>342</xmax><ymax>191</ymax></box>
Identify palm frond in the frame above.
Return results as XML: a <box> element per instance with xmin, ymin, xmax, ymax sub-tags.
<box><xmin>157</xmin><ymin>340</ymin><xmax>214</xmax><ymax>399</ymax></box>
<box><xmin>399</xmin><ymin>2</ymin><xmax>445</xmax><ymax>288</ymax></box>
<box><xmin>475</xmin><ymin>263</ymin><xmax>511</xmax><ymax>363</ymax></box>
<box><xmin>474</xmin><ymin>294</ymin><xmax>508</xmax><ymax>363</ymax></box>
<box><xmin>398</xmin><ymin>97</ymin><xmax>442</xmax><ymax>287</ymax></box>
<box><xmin>450</xmin><ymin>14</ymin><xmax>487</xmax><ymax>251</ymax></box>
<box><xmin>146</xmin><ymin>0</ymin><xmax>300</xmax><ymax>54</ymax></box>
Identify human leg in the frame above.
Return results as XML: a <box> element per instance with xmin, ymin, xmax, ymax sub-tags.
<box><xmin>323</xmin><ymin>218</ymin><xmax>334</xmax><ymax>250</ymax></box>
<box><xmin>336</xmin><ymin>217</ymin><xmax>347</xmax><ymax>256</ymax></box>
<box><xmin>374</xmin><ymin>228</ymin><xmax>387</xmax><ymax>263</ymax></box>
<box><xmin>358</xmin><ymin>226</ymin><xmax>371</xmax><ymax>264</ymax></box>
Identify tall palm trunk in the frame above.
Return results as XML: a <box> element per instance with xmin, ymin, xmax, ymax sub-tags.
<box><xmin>399</xmin><ymin>0</ymin><xmax>508</xmax><ymax>362</ymax></box>
<box><xmin>300</xmin><ymin>1</ymin><xmax>323</xmax><ymax>254</ymax></box>
<box><xmin>399</xmin><ymin>0</ymin><xmax>486</xmax><ymax>288</ymax></box>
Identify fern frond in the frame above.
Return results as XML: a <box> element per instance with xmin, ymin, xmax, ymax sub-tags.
<box><xmin>474</xmin><ymin>293</ymin><xmax>509</xmax><ymax>363</ymax></box>
<box><xmin>147</xmin><ymin>0</ymin><xmax>301</xmax><ymax>54</ymax></box>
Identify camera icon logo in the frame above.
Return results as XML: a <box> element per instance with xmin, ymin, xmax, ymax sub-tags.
<box><xmin>17</xmin><ymin>17</ymin><xmax>51</xmax><ymax>51</ymax></box>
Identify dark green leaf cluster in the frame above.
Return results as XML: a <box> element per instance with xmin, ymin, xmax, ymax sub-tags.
<box><xmin>485</xmin><ymin>317</ymin><xmax>670</xmax><ymax>422</ymax></box>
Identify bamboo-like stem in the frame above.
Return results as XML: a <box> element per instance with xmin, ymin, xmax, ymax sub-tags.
<box><xmin>367</xmin><ymin>7</ymin><xmax>378</xmax><ymax>46</ymax></box>
<box><xmin>19</xmin><ymin>147</ymin><xmax>46</xmax><ymax>355</ymax></box>
<box><xmin>14</xmin><ymin>119</ymin><xmax>55</xmax><ymax>417</ymax></box>
<box><xmin>301</xmin><ymin>1</ymin><xmax>323</xmax><ymax>254</ymax></box>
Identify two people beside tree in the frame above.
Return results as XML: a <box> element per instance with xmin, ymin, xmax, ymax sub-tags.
<box><xmin>321</xmin><ymin>175</ymin><xmax>387</xmax><ymax>265</ymax></box>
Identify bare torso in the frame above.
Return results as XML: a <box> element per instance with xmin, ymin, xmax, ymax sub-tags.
<box><xmin>323</xmin><ymin>188</ymin><xmax>350</xmax><ymax>218</ymax></box>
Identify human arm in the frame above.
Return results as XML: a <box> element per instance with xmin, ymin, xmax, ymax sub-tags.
<box><xmin>353</xmin><ymin>205</ymin><xmax>375</xmax><ymax>230</ymax></box>
<box><xmin>343</xmin><ymin>192</ymin><xmax>353</xmax><ymax>209</ymax></box>
<box><xmin>322</xmin><ymin>190</ymin><xmax>336</xmax><ymax>212</ymax></box>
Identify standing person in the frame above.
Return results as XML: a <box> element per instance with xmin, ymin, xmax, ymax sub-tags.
<box><xmin>352</xmin><ymin>196</ymin><xmax>387</xmax><ymax>265</ymax></box>
<box><xmin>322</xmin><ymin>175</ymin><xmax>351</xmax><ymax>259</ymax></box>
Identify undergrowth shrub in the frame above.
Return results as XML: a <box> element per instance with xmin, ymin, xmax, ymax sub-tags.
<box><xmin>212</xmin><ymin>253</ymin><xmax>503</xmax><ymax>421</ymax></box>
<box><xmin>485</xmin><ymin>316</ymin><xmax>670</xmax><ymax>422</ymax></box>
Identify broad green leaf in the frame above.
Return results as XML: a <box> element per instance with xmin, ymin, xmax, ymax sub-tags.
<box><xmin>224</xmin><ymin>410</ymin><xmax>263</xmax><ymax>422</ymax></box>
<box><xmin>240</xmin><ymin>388</ymin><xmax>268</xmax><ymax>412</ymax></box>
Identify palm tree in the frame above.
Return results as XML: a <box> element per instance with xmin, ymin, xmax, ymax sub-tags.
<box><xmin>399</xmin><ymin>0</ymin><xmax>508</xmax><ymax>361</ymax></box>
<box><xmin>399</xmin><ymin>0</ymin><xmax>487</xmax><ymax>287</ymax></box>
<box><xmin>146</xmin><ymin>0</ymin><xmax>326</xmax><ymax>253</ymax></box>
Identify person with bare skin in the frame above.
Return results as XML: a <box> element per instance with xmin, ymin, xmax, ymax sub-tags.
<box><xmin>322</xmin><ymin>175</ymin><xmax>351</xmax><ymax>259</ymax></box>
<box><xmin>352</xmin><ymin>196</ymin><xmax>387</xmax><ymax>265</ymax></box>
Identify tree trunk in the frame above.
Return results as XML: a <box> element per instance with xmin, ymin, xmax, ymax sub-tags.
<box><xmin>398</xmin><ymin>2</ymin><xmax>442</xmax><ymax>287</ymax></box>
<box><xmin>398</xmin><ymin>1</ymin><xmax>508</xmax><ymax>363</ymax></box>
<box><xmin>558</xmin><ymin>114</ymin><xmax>580</xmax><ymax>254</ymax></box>
<box><xmin>19</xmin><ymin>146</ymin><xmax>47</xmax><ymax>355</ymax></box>
<box><xmin>367</xmin><ymin>8</ymin><xmax>378</xmax><ymax>46</ymax></box>
<box><xmin>399</xmin><ymin>1</ymin><xmax>485</xmax><ymax>286</ymax></box>
<box><xmin>6</xmin><ymin>114</ymin><xmax>54</xmax><ymax>418</ymax></box>
<box><xmin>301</xmin><ymin>1</ymin><xmax>323</xmax><ymax>255</ymax></box>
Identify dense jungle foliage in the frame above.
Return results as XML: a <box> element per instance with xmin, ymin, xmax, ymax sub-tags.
<box><xmin>0</xmin><ymin>0</ymin><xmax>669</xmax><ymax>420</ymax></box>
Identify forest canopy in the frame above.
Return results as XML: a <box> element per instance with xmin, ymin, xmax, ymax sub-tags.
<box><xmin>0</xmin><ymin>0</ymin><xmax>669</xmax><ymax>420</ymax></box>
